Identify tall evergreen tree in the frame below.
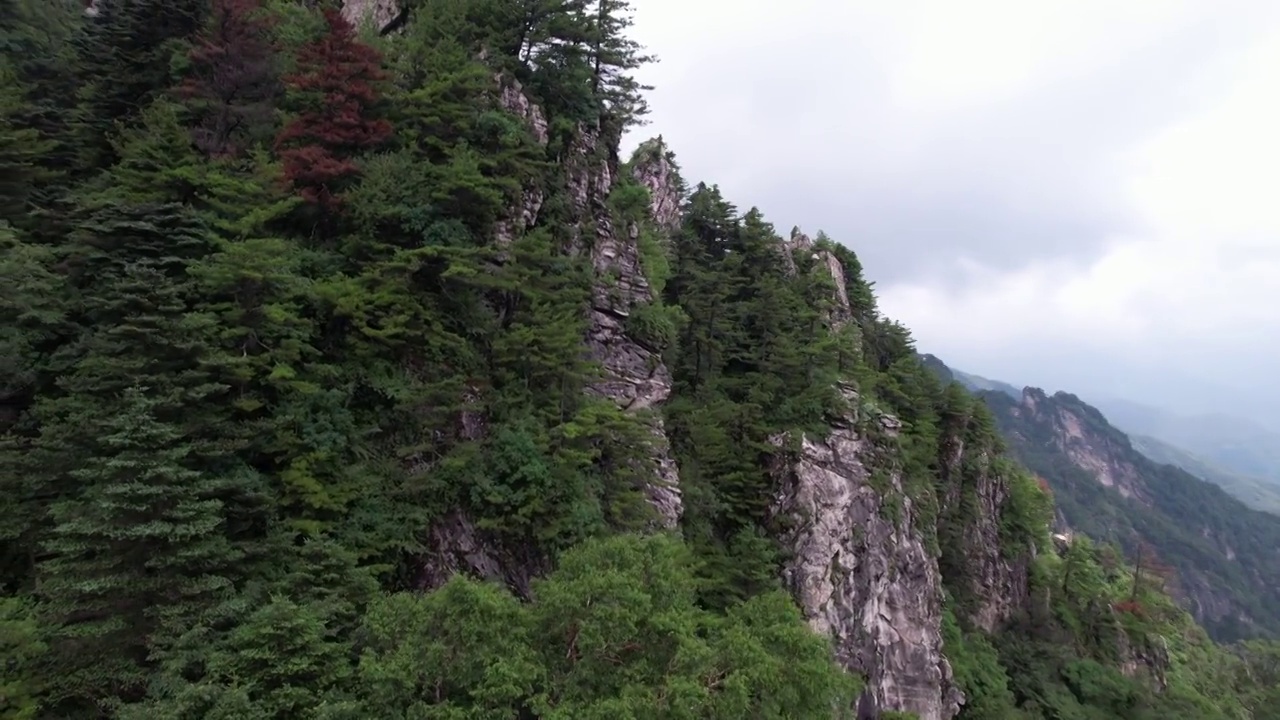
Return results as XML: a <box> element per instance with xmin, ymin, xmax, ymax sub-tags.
<box><xmin>180</xmin><ymin>0</ymin><xmax>283</xmax><ymax>158</ymax></box>
<box><xmin>71</xmin><ymin>0</ymin><xmax>208</xmax><ymax>170</ymax></box>
<box><xmin>275</xmin><ymin>7</ymin><xmax>391</xmax><ymax>228</ymax></box>
<box><xmin>0</xmin><ymin>59</ymin><xmax>54</xmax><ymax>223</ymax></box>
<box><xmin>37</xmin><ymin>387</ymin><xmax>241</xmax><ymax>712</ymax></box>
<box><xmin>585</xmin><ymin>0</ymin><xmax>652</xmax><ymax>128</ymax></box>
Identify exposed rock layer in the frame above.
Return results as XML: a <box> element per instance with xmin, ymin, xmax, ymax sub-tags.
<box><xmin>770</xmin><ymin>389</ymin><xmax>961</xmax><ymax>720</ymax></box>
<box><xmin>566</xmin><ymin>123</ymin><xmax>683</xmax><ymax>527</ymax></box>
<box><xmin>340</xmin><ymin>0</ymin><xmax>402</xmax><ymax>32</ymax></box>
<box><xmin>989</xmin><ymin>386</ymin><xmax>1279</xmax><ymax>638</ymax></box>
<box><xmin>936</xmin><ymin>431</ymin><xmax>1028</xmax><ymax>632</ymax></box>
<box><xmin>417</xmin><ymin>86</ymin><xmax>683</xmax><ymax>590</ymax></box>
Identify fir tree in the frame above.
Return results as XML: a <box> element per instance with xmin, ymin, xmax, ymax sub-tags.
<box><xmin>71</xmin><ymin>0</ymin><xmax>209</xmax><ymax>170</ymax></box>
<box><xmin>0</xmin><ymin>59</ymin><xmax>54</xmax><ymax>223</ymax></box>
<box><xmin>275</xmin><ymin>7</ymin><xmax>392</xmax><ymax>226</ymax></box>
<box><xmin>37</xmin><ymin>388</ymin><xmax>241</xmax><ymax>710</ymax></box>
<box><xmin>180</xmin><ymin>0</ymin><xmax>283</xmax><ymax>158</ymax></box>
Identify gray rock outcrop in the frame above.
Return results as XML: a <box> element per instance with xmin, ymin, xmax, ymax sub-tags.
<box><xmin>936</xmin><ymin>431</ymin><xmax>1029</xmax><ymax>633</ymax></box>
<box><xmin>340</xmin><ymin>0</ymin><xmax>402</xmax><ymax>32</ymax></box>
<box><xmin>770</xmin><ymin>389</ymin><xmax>962</xmax><ymax>720</ymax></box>
<box><xmin>566</xmin><ymin>125</ymin><xmax>683</xmax><ymax>527</ymax></box>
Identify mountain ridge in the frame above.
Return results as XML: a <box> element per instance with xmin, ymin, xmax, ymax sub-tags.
<box><xmin>925</xmin><ymin>358</ymin><xmax>1280</xmax><ymax>640</ymax></box>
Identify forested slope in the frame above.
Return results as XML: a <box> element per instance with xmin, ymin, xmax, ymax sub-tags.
<box><xmin>977</xmin><ymin>387</ymin><xmax>1280</xmax><ymax>643</ymax></box>
<box><xmin>1</xmin><ymin>1</ymin><xmax>1277</xmax><ymax>718</ymax></box>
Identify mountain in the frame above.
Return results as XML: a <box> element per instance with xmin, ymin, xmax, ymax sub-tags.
<box><xmin>932</xmin><ymin>361</ymin><xmax>1280</xmax><ymax>516</ymax></box>
<box><xmin>2</xmin><ymin>1</ymin><xmax>1278</xmax><ymax>719</ymax></box>
<box><xmin>970</xmin><ymin>383</ymin><xmax>1280</xmax><ymax>641</ymax></box>
<box><xmin>951</xmin><ymin>369</ymin><xmax>1021</xmax><ymax>399</ymax></box>
<box><xmin>1127</xmin><ymin>433</ymin><xmax>1280</xmax><ymax>516</ymax></box>
<box><xmin>928</xmin><ymin>359</ymin><xmax>1280</xmax><ymax>635</ymax></box>
<box><xmin>1100</xmin><ymin>398</ymin><xmax>1280</xmax><ymax>479</ymax></box>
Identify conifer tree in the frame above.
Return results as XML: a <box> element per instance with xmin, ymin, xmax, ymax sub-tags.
<box><xmin>38</xmin><ymin>387</ymin><xmax>241</xmax><ymax>710</ymax></box>
<box><xmin>0</xmin><ymin>60</ymin><xmax>54</xmax><ymax>223</ymax></box>
<box><xmin>275</xmin><ymin>7</ymin><xmax>391</xmax><ymax>226</ymax></box>
<box><xmin>72</xmin><ymin>0</ymin><xmax>208</xmax><ymax>170</ymax></box>
<box><xmin>586</xmin><ymin>0</ymin><xmax>652</xmax><ymax>127</ymax></box>
<box><xmin>0</xmin><ymin>221</ymin><xmax>72</xmax><ymax>589</ymax></box>
<box><xmin>181</xmin><ymin>0</ymin><xmax>282</xmax><ymax>158</ymax></box>
<box><xmin>0</xmin><ymin>0</ymin><xmax>82</xmax><ymax>212</ymax></box>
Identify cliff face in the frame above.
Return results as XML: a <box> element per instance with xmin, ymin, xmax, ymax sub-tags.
<box><xmin>340</xmin><ymin>0</ymin><xmax>403</xmax><ymax>32</ymax></box>
<box><xmin>935</xmin><ymin>428</ymin><xmax>1029</xmax><ymax>633</ymax></box>
<box><xmin>784</xmin><ymin>230</ymin><xmax>853</xmax><ymax>330</ymax></box>
<box><xmin>770</xmin><ymin>397</ymin><xmax>962</xmax><ymax>720</ymax></box>
<box><xmin>767</xmin><ymin>242</ymin><xmax>977</xmax><ymax>720</ymax></box>
<box><xmin>416</xmin><ymin>81</ymin><xmax>683</xmax><ymax>593</ymax></box>
<box><xmin>403</xmin><ymin>68</ymin><xmax>1030</xmax><ymax>715</ymax></box>
<box><xmin>1017</xmin><ymin>389</ymin><xmax>1149</xmax><ymax>502</ymax></box>
<box><xmin>566</xmin><ymin>126</ymin><xmax>683</xmax><ymax>527</ymax></box>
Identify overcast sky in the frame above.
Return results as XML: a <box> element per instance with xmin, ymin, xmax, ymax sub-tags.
<box><xmin>623</xmin><ymin>0</ymin><xmax>1280</xmax><ymax>428</ymax></box>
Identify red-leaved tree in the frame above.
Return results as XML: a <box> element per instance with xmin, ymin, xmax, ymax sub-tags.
<box><xmin>180</xmin><ymin>0</ymin><xmax>281</xmax><ymax>157</ymax></box>
<box><xmin>274</xmin><ymin>7</ymin><xmax>391</xmax><ymax>219</ymax></box>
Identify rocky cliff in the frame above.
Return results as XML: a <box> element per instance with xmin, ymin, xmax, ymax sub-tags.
<box><xmin>415</xmin><ymin>78</ymin><xmax>683</xmax><ymax>592</ymax></box>
<box><xmin>566</xmin><ymin>125</ymin><xmax>683</xmax><ymax>527</ymax></box>
<box><xmin>934</xmin><ymin>410</ymin><xmax>1030</xmax><ymax>634</ymax></box>
<box><xmin>763</xmin><ymin>239</ymin><xmax>1035</xmax><ymax>719</ymax></box>
<box><xmin>770</xmin><ymin>393</ymin><xmax>962</xmax><ymax>720</ymax></box>
<box><xmin>340</xmin><ymin>0</ymin><xmax>404</xmax><ymax>33</ymax></box>
<box><xmin>313</xmin><ymin>15</ymin><xmax>1064</xmax><ymax>714</ymax></box>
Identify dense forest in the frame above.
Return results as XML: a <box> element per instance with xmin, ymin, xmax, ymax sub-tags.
<box><xmin>1</xmin><ymin>0</ymin><xmax>1278</xmax><ymax>718</ymax></box>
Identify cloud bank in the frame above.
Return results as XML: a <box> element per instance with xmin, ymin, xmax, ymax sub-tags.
<box><xmin>625</xmin><ymin>0</ymin><xmax>1280</xmax><ymax>425</ymax></box>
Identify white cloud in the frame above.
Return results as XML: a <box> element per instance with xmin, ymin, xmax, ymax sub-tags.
<box><xmin>880</xmin><ymin>17</ymin><xmax>1280</xmax><ymax>369</ymax></box>
<box><xmin>626</xmin><ymin>0</ymin><xmax>1280</xmax><ymax>418</ymax></box>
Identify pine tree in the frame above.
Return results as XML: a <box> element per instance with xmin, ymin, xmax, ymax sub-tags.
<box><xmin>71</xmin><ymin>0</ymin><xmax>209</xmax><ymax>170</ymax></box>
<box><xmin>585</xmin><ymin>0</ymin><xmax>653</xmax><ymax>128</ymax></box>
<box><xmin>275</xmin><ymin>7</ymin><xmax>391</xmax><ymax>226</ymax></box>
<box><xmin>180</xmin><ymin>0</ymin><xmax>282</xmax><ymax>158</ymax></box>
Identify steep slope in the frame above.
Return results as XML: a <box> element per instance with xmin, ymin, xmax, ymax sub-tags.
<box><xmin>931</xmin><ymin>358</ymin><xmax>1280</xmax><ymax>514</ymax></box>
<box><xmin>954</xmin><ymin>371</ymin><xmax>1021</xmax><ymax>400</ymax></box>
<box><xmin>980</xmin><ymin>386</ymin><xmax>1280</xmax><ymax>641</ymax></box>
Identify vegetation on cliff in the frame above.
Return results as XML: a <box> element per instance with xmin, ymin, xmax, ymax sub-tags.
<box><xmin>1</xmin><ymin>0</ymin><xmax>1277</xmax><ymax>718</ymax></box>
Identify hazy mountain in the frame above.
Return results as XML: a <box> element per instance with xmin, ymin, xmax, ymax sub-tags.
<box><xmin>1128</xmin><ymin>433</ymin><xmax>1280</xmax><ymax>516</ymax></box>
<box><xmin>977</xmin><ymin>385</ymin><xmax>1280</xmax><ymax>641</ymax></box>
<box><xmin>1098</xmin><ymin>398</ymin><xmax>1280</xmax><ymax>487</ymax></box>
<box><xmin>924</xmin><ymin>356</ymin><xmax>1280</xmax><ymax>640</ymax></box>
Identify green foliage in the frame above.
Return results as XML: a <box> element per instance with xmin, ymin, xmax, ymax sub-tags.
<box><xmin>2</xmin><ymin>3</ymin><xmax>1275</xmax><ymax>719</ymax></box>
<box><xmin>334</xmin><ymin>534</ymin><xmax>856</xmax><ymax>718</ymax></box>
<box><xmin>0</xmin><ymin>596</ymin><xmax>47</xmax><ymax>719</ymax></box>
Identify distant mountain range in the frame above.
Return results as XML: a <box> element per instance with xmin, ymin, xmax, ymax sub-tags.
<box><xmin>920</xmin><ymin>354</ymin><xmax>1280</xmax><ymax>642</ymax></box>
<box><xmin>1125</xmin><ymin>433</ymin><xmax>1280</xmax><ymax>516</ymax></box>
<box><xmin>1097</xmin><ymin>398</ymin><xmax>1280</xmax><ymax>491</ymax></box>
<box><xmin>931</xmin><ymin>360</ymin><xmax>1280</xmax><ymax>516</ymax></box>
<box><xmin>945</xmin><ymin>367</ymin><xmax>1020</xmax><ymax>399</ymax></box>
